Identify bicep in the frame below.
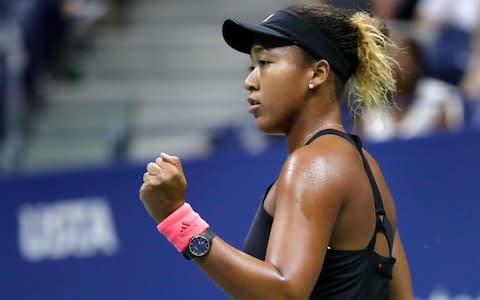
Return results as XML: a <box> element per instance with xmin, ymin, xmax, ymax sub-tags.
<box><xmin>389</xmin><ymin>231</ymin><xmax>414</xmax><ymax>300</ymax></box>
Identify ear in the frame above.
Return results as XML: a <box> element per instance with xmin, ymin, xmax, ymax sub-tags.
<box><xmin>309</xmin><ymin>59</ymin><xmax>330</xmax><ymax>87</ymax></box>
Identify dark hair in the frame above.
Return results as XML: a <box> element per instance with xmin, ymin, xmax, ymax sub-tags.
<box><xmin>288</xmin><ymin>2</ymin><xmax>397</xmax><ymax>115</ymax></box>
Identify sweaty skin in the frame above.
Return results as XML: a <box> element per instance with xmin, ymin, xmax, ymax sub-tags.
<box><xmin>139</xmin><ymin>38</ymin><xmax>414</xmax><ymax>299</ymax></box>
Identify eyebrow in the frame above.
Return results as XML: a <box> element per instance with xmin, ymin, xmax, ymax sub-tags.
<box><xmin>250</xmin><ymin>45</ymin><xmax>266</xmax><ymax>56</ymax></box>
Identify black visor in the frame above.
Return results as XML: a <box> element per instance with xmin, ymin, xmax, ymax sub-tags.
<box><xmin>222</xmin><ymin>9</ymin><xmax>357</xmax><ymax>82</ymax></box>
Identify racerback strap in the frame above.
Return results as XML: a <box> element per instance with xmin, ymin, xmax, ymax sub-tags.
<box><xmin>304</xmin><ymin>128</ymin><xmax>395</xmax><ymax>257</ymax></box>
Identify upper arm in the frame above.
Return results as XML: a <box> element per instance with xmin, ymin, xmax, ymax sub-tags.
<box><xmin>263</xmin><ymin>149</ymin><xmax>347</xmax><ymax>298</ymax></box>
<box><xmin>389</xmin><ymin>231</ymin><xmax>414</xmax><ymax>300</ymax></box>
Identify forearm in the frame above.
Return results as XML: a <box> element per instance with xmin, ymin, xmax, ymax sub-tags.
<box><xmin>140</xmin><ymin>154</ymin><xmax>321</xmax><ymax>299</ymax></box>
<box><xmin>194</xmin><ymin>236</ymin><xmax>297</xmax><ymax>300</ymax></box>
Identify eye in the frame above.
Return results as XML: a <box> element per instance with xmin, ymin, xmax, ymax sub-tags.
<box><xmin>258</xmin><ymin>60</ymin><xmax>270</xmax><ymax>67</ymax></box>
<box><xmin>247</xmin><ymin>60</ymin><xmax>271</xmax><ymax>72</ymax></box>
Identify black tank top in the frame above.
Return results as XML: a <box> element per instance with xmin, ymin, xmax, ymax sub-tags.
<box><xmin>243</xmin><ymin>129</ymin><xmax>396</xmax><ymax>299</ymax></box>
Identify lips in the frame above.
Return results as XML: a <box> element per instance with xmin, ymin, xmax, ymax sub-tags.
<box><xmin>247</xmin><ymin>98</ymin><xmax>261</xmax><ymax>114</ymax></box>
<box><xmin>248</xmin><ymin>98</ymin><xmax>260</xmax><ymax>105</ymax></box>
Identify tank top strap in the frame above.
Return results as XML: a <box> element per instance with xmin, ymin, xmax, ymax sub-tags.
<box><xmin>304</xmin><ymin>128</ymin><xmax>394</xmax><ymax>256</ymax></box>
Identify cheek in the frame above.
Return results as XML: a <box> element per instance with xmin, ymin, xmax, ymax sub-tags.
<box><xmin>258</xmin><ymin>70</ymin><xmax>306</xmax><ymax>131</ymax></box>
<box><xmin>264</xmin><ymin>68</ymin><xmax>306</xmax><ymax>101</ymax></box>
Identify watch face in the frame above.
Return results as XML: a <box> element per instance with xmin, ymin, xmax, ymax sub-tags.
<box><xmin>189</xmin><ymin>235</ymin><xmax>210</xmax><ymax>257</ymax></box>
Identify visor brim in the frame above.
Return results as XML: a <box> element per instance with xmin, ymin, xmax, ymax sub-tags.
<box><xmin>222</xmin><ymin>19</ymin><xmax>291</xmax><ymax>54</ymax></box>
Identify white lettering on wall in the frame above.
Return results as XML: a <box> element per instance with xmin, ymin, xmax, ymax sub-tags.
<box><xmin>17</xmin><ymin>197</ymin><xmax>119</xmax><ymax>262</ymax></box>
<box><xmin>415</xmin><ymin>288</ymin><xmax>480</xmax><ymax>300</ymax></box>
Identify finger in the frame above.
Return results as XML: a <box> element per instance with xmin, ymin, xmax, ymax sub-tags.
<box><xmin>147</xmin><ymin>162</ymin><xmax>161</xmax><ymax>175</ymax></box>
<box><xmin>145</xmin><ymin>170</ymin><xmax>164</xmax><ymax>184</ymax></box>
<box><xmin>155</xmin><ymin>156</ymin><xmax>163</xmax><ymax>166</ymax></box>
<box><xmin>166</xmin><ymin>152</ymin><xmax>184</xmax><ymax>173</ymax></box>
<box><xmin>143</xmin><ymin>172</ymin><xmax>149</xmax><ymax>182</ymax></box>
<box><xmin>155</xmin><ymin>156</ymin><xmax>172</xmax><ymax>171</ymax></box>
<box><xmin>160</xmin><ymin>152</ymin><xmax>181</xmax><ymax>167</ymax></box>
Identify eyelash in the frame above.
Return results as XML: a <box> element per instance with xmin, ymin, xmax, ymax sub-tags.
<box><xmin>248</xmin><ymin>60</ymin><xmax>270</xmax><ymax>72</ymax></box>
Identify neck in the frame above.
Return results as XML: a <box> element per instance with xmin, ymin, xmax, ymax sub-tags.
<box><xmin>286</xmin><ymin>107</ymin><xmax>344</xmax><ymax>154</ymax></box>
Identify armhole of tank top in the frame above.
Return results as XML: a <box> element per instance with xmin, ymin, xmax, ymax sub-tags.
<box><xmin>261</xmin><ymin>181</ymin><xmax>275</xmax><ymax>218</ymax></box>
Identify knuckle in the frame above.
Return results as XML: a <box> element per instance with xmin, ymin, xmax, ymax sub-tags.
<box><xmin>166</xmin><ymin>171</ymin><xmax>178</xmax><ymax>181</ymax></box>
<box><xmin>150</xmin><ymin>178</ymin><xmax>161</xmax><ymax>186</ymax></box>
<box><xmin>168</xmin><ymin>167</ymin><xmax>178</xmax><ymax>175</ymax></box>
<box><xmin>173</xmin><ymin>157</ymin><xmax>182</xmax><ymax>166</ymax></box>
<box><xmin>147</xmin><ymin>162</ymin><xmax>158</xmax><ymax>171</ymax></box>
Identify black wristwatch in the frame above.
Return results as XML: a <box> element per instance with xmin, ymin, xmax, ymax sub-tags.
<box><xmin>183</xmin><ymin>229</ymin><xmax>216</xmax><ymax>260</ymax></box>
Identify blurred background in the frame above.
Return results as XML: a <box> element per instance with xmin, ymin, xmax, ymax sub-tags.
<box><xmin>0</xmin><ymin>0</ymin><xmax>479</xmax><ymax>299</ymax></box>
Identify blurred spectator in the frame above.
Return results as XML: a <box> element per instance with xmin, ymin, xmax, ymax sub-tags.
<box><xmin>102</xmin><ymin>0</ymin><xmax>131</xmax><ymax>26</ymax></box>
<box><xmin>0</xmin><ymin>1</ymin><xmax>27</xmax><ymax>133</ymax></box>
<box><xmin>22</xmin><ymin>0</ymin><xmax>87</xmax><ymax>110</ymax></box>
<box><xmin>460</xmin><ymin>23</ymin><xmax>480</xmax><ymax>129</ymax></box>
<box><xmin>0</xmin><ymin>0</ymin><xmax>28</xmax><ymax>169</ymax></box>
<box><xmin>0</xmin><ymin>0</ymin><xmax>110</xmax><ymax>170</ymax></box>
<box><xmin>0</xmin><ymin>51</ymin><xmax>6</xmax><ymax>141</ymax></box>
<box><xmin>21</xmin><ymin>0</ymin><xmax>63</xmax><ymax>111</ymax></box>
<box><xmin>357</xmin><ymin>35</ymin><xmax>464</xmax><ymax>142</ymax></box>
<box><xmin>20</xmin><ymin>0</ymin><xmax>107</xmax><ymax>110</ymax></box>
<box><xmin>414</xmin><ymin>0</ymin><xmax>480</xmax><ymax>85</ymax></box>
<box><xmin>414</xmin><ymin>0</ymin><xmax>480</xmax><ymax>129</ymax></box>
<box><xmin>461</xmin><ymin>29</ymin><xmax>480</xmax><ymax>100</ymax></box>
<box><xmin>371</xmin><ymin>0</ymin><xmax>419</xmax><ymax>21</ymax></box>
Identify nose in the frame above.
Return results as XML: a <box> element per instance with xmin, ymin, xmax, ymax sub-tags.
<box><xmin>243</xmin><ymin>69</ymin><xmax>259</xmax><ymax>92</ymax></box>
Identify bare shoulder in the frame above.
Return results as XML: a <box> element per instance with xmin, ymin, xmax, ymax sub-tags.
<box><xmin>286</xmin><ymin>133</ymin><xmax>363</xmax><ymax>174</ymax></box>
<box><xmin>361</xmin><ymin>149</ymin><xmax>381</xmax><ymax>174</ymax></box>
<box><xmin>276</xmin><ymin>134</ymin><xmax>362</xmax><ymax>203</ymax></box>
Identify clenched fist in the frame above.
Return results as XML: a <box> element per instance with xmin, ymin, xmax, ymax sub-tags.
<box><xmin>139</xmin><ymin>152</ymin><xmax>187</xmax><ymax>223</ymax></box>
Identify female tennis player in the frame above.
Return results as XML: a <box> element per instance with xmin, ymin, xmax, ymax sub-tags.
<box><xmin>140</xmin><ymin>2</ymin><xmax>414</xmax><ymax>299</ymax></box>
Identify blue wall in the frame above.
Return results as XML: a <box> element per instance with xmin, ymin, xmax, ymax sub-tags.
<box><xmin>1</xmin><ymin>131</ymin><xmax>479</xmax><ymax>300</ymax></box>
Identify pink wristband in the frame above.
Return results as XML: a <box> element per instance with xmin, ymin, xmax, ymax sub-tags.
<box><xmin>157</xmin><ymin>203</ymin><xmax>209</xmax><ymax>252</ymax></box>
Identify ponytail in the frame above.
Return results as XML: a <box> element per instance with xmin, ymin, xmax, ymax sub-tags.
<box><xmin>347</xmin><ymin>12</ymin><xmax>397</xmax><ymax>115</ymax></box>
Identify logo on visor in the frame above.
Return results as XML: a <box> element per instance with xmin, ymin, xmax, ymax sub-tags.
<box><xmin>262</xmin><ymin>13</ymin><xmax>274</xmax><ymax>23</ymax></box>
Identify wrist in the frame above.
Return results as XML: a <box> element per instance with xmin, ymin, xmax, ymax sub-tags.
<box><xmin>157</xmin><ymin>203</ymin><xmax>209</xmax><ymax>252</ymax></box>
<box><xmin>156</xmin><ymin>202</ymin><xmax>185</xmax><ymax>223</ymax></box>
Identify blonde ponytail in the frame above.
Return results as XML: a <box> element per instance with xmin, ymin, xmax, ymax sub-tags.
<box><xmin>347</xmin><ymin>12</ymin><xmax>397</xmax><ymax>115</ymax></box>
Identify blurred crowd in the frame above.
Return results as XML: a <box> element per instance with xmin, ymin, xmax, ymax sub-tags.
<box><xmin>0</xmin><ymin>0</ymin><xmax>129</xmax><ymax>161</ymax></box>
<box><xmin>1</xmin><ymin>0</ymin><xmax>479</xmax><ymax>163</ymax></box>
<box><xmin>354</xmin><ymin>0</ymin><xmax>480</xmax><ymax>142</ymax></box>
